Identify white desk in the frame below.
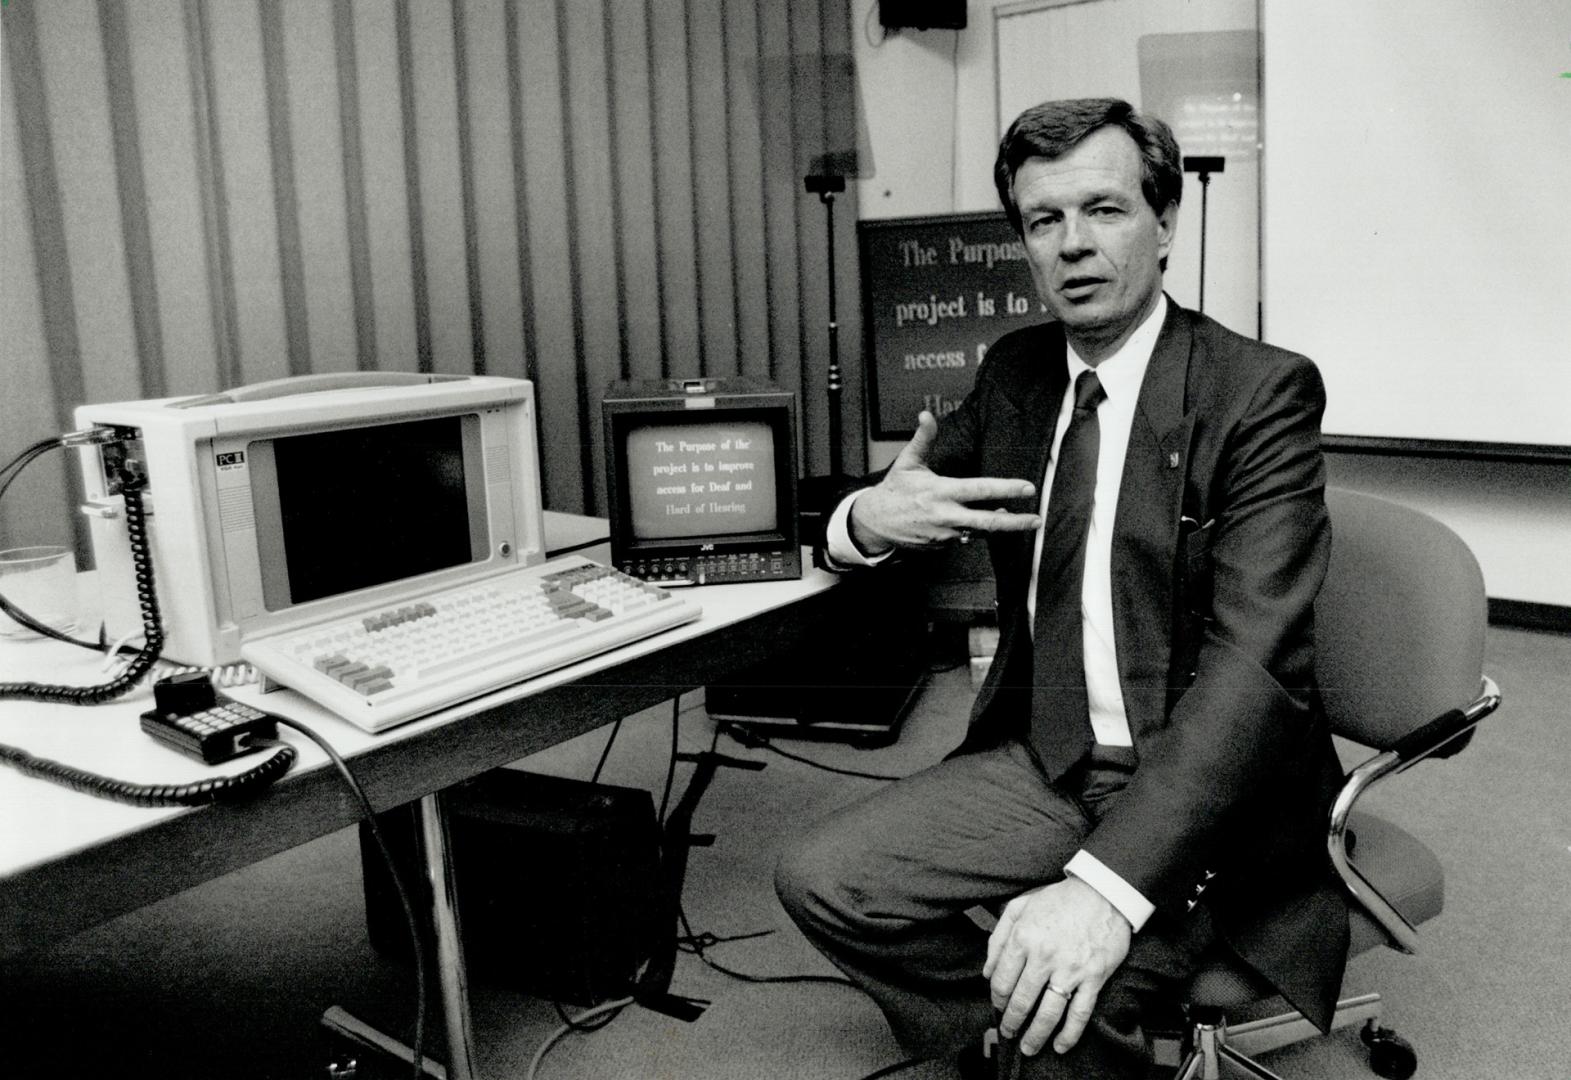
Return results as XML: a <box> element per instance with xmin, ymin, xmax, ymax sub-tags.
<box><xmin>0</xmin><ymin>516</ymin><xmax>839</xmax><ymax>1077</ymax></box>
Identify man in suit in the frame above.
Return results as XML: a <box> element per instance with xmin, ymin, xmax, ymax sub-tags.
<box><xmin>774</xmin><ymin>98</ymin><xmax>1349</xmax><ymax>1078</ymax></box>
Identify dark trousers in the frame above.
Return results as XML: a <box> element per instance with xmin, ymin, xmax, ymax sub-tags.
<box><xmin>775</xmin><ymin>739</ymin><xmax>1219</xmax><ymax>1079</ymax></box>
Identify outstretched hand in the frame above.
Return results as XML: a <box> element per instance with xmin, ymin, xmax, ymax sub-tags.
<box><xmin>849</xmin><ymin>411</ymin><xmax>1042</xmax><ymax>554</ymax></box>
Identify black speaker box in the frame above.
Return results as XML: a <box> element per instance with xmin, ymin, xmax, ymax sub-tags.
<box><xmin>879</xmin><ymin>0</ymin><xmax>967</xmax><ymax>31</ymax></box>
<box><xmin>360</xmin><ymin>768</ymin><xmax>662</xmax><ymax>1006</ymax></box>
<box><xmin>706</xmin><ymin>559</ymin><xmax>929</xmax><ymax>746</ymax></box>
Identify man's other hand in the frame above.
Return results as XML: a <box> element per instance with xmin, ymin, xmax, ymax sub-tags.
<box><xmin>849</xmin><ymin>411</ymin><xmax>1041</xmax><ymax>554</ymax></box>
<box><xmin>983</xmin><ymin>875</ymin><xmax>1133</xmax><ymax>1057</ymax></box>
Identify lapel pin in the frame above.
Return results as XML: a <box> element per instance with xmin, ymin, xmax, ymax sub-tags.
<box><xmin>1168</xmin><ymin>452</ymin><xmax>1180</xmax><ymax>469</ymax></box>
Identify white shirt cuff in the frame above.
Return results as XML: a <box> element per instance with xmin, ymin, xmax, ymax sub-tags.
<box><xmin>825</xmin><ymin>491</ymin><xmax>895</xmax><ymax>568</ymax></box>
<box><xmin>1065</xmin><ymin>849</ymin><xmax>1155</xmax><ymax>932</ymax></box>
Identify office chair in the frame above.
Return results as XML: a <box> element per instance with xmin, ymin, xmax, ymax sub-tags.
<box><xmin>1155</xmin><ymin>487</ymin><xmax>1502</xmax><ymax>1080</ymax></box>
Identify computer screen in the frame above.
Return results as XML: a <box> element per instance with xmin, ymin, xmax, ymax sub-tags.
<box><xmin>603</xmin><ymin>379</ymin><xmax>801</xmax><ymax>586</ymax></box>
<box><xmin>253</xmin><ymin>414</ymin><xmax>488</xmax><ymax>608</ymax></box>
<box><xmin>621</xmin><ymin>418</ymin><xmax>779</xmax><ymax>540</ymax></box>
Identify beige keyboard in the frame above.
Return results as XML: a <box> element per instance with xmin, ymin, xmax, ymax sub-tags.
<box><xmin>242</xmin><ymin>555</ymin><xmax>701</xmax><ymax>731</ymax></box>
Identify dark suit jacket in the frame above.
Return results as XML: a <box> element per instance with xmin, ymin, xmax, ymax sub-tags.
<box><xmin>828</xmin><ymin>300</ymin><xmax>1349</xmax><ymax>1031</ymax></box>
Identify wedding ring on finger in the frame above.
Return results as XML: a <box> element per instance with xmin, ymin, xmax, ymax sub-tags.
<box><xmin>1044</xmin><ymin>983</ymin><xmax>1073</xmax><ymax>1002</ymax></box>
<box><xmin>956</xmin><ymin>527</ymin><xmax>973</xmax><ymax>545</ymax></box>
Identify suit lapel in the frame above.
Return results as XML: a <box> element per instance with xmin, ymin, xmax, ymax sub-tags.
<box><xmin>993</xmin><ymin>322</ymin><xmax>1069</xmax><ymax>473</ymax></box>
<box><xmin>1114</xmin><ymin>301</ymin><xmax>1195</xmax><ymax>741</ymax></box>
<box><xmin>967</xmin><ymin>325</ymin><xmax>1068</xmax><ymax>730</ymax></box>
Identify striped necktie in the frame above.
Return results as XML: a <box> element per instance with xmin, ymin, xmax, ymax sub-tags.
<box><xmin>1029</xmin><ymin>369</ymin><xmax>1107</xmax><ymax>780</ymax></box>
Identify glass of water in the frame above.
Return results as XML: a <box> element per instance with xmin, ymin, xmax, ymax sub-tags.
<box><xmin>0</xmin><ymin>545</ymin><xmax>79</xmax><ymax>639</ymax></box>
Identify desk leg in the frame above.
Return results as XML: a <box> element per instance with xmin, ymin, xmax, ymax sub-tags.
<box><xmin>320</xmin><ymin>792</ymin><xmax>478</xmax><ymax>1080</ymax></box>
<box><xmin>417</xmin><ymin>790</ymin><xmax>479</xmax><ymax>1080</ymax></box>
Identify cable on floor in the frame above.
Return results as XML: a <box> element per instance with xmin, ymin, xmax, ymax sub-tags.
<box><xmin>676</xmin><ymin>903</ymin><xmax>857</xmax><ymax>991</ymax></box>
<box><xmin>272</xmin><ymin>715</ymin><xmax>429</xmax><ymax>1080</ymax></box>
<box><xmin>719</xmin><ymin>723</ymin><xmax>906</xmax><ymax>782</ymax></box>
<box><xmin>856</xmin><ymin>1057</ymin><xmax>928</xmax><ymax>1080</ymax></box>
<box><xmin>525</xmin><ymin>995</ymin><xmax>635</xmax><ymax>1080</ymax></box>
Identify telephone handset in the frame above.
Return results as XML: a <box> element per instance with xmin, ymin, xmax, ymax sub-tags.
<box><xmin>139</xmin><ymin>671</ymin><xmax>280</xmax><ymax>765</ymax></box>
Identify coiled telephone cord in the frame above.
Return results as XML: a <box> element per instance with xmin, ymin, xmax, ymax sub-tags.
<box><xmin>0</xmin><ymin>484</ymin><xmax>164</xmax><ymax>704</ymax></box>
<box><xmin>1</xmin><ymin>436</ymin><xmax>292</xmax><ymax>804</ymax></box>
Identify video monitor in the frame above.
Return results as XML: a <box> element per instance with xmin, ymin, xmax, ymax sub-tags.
<box><xmin>602</xmin><ymin>378</ymin><xmax>801</xmax><ymax>586</ymax></box>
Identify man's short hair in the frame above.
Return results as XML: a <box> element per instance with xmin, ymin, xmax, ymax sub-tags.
<box><xmin>993</xmin><ymin>98</ymin><xmax>1183</xmax><ymax>235</ymax></box>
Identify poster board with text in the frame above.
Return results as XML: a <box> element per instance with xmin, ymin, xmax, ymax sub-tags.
<box><xmin>858</xmin><ymin>212</ymin><xmax>1049</xmax><ymax>440</ymax></box>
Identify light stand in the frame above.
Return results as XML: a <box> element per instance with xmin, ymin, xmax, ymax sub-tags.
<box><xmin>804</xmin><ymin>171</ymin><xmax>846</xmax><ymax>483</ymax></box>
<box><xmin>1183</xmin><ymin>155</ymin><xmax>1225</xmax><ymax>314</ymax></box>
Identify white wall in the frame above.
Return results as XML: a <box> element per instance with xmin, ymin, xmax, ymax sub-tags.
<box><xmin>1262</xmin><ymin>0</ymin><xmax>1571</xmax><ymax>449</ymax></box>
<box><xmin>852</xmin><ymin>0</ymin><xmax>1569</xmax><ymax>607</ymax></box>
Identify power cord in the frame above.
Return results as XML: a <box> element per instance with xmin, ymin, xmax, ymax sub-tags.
<box><xmin>720</xmin><ymin>723</ymin><xmax>906</xmax><ymax>782</ymax></box>
<box><xmin>586</xmin><ymin>694</ymin><xmax>692</xmax><ymax>809</ymax></box>
<box><xmin>675</xmin><ymin>925</ymin><xmax>775</xmax><ymax>954</ymax></box>
<box><xmin>676</xmin><ymin>903</ymin><xmax>857</xmax><ymax>991</ymax></box>
<box><xmin>862</xmin><ymin>0</ymin><xmax>887</xmax><ymax>47</ymax></box>
<box><xmin>99</xmin><ymin>631</ymin><xmax>260</xmax><ymax>688</ymax></box>
<box><xmin>524</xmin><ymin>995</ymin><xmax>636</xmax><ymax>1080</ymax></box>
<box><xmin>857</xmin><ymin>1057</ymin><xmax>927</xmax><ymax>1079</ymax></box>
<box><xmin>0</xmin><ymin>430</ymin><xmax>253</xmax><ymax>698</ymax></box>
<box><xmin>0</xmin><ymin>738</ymin><xmax>295</xmax><ymax>807</ymax></box>
<box><xmin>657</xmin><ymin>695</ymin><xmax>681</xmax><ymax>823</ymax></box>
<box><xmin>0</xmin><ymin>434</ymin><xmax>165</xmax><ymax>704</ymax></box>
<box><xmin>551</xmin><ymin>997</ymin><xmax>624</xmax><ymax>1034</ymax></box>
<box><xmin>588</xmin><ymin>715</ymin><xmax>624</xmax><ymax>783</ymax></box>
<box><xmin>0</xmin><ymin>437</ymin><xmax>279</xmax><ymax>800</ymax></box>
<box><xmin>272</xmin><ymin>714</ymin><xmax>429</xmax><ymax>1080</ymax></box>
<box><xmin>530</xmin><ymin>695</ymin><xmax>689</xmax><ymax>1070</ymax></box>
<box><xmin>0</xmin><ymin>433</ymin><xmax>279</xmax><ymax>798</ymax></box>
<box><xmin>530</xmin><ymin>695</ymin><xmax>906</xmax><ymax>1077</ymax></box>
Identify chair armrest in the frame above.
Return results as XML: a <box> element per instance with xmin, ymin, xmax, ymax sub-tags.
<box><xmin>1327</xmin><ymin>676</ymin><xmax>1501</xmax><ymax>954</ymax></box>
<box><xmin>1388</xmin><ymin>675</ymin><xmax>1502</xmax><ymax>764</ymax></box>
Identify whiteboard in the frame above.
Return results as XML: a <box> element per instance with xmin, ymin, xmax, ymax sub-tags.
<box><xmin>1261</xmin><ymin>0</ymin><xmax>1571</xmax><ymax>448</ymax></box>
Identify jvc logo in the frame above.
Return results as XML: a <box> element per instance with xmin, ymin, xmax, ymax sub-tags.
<box><xmin>700</xmin><ymin>543</ymin><xmax>715</xmax><ymax>552</ymax></box>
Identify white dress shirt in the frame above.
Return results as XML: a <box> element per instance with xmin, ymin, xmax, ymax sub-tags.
<box><xmin>826</xmin><ymin>295</ymin><xmax>1169</xmax><ymax>932</ymax></box>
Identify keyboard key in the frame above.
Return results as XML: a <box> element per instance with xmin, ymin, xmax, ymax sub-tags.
<box><xmin>415</xmin><ymin>619</ymin><xmax>581</xmax><ymax>679</ymax></box>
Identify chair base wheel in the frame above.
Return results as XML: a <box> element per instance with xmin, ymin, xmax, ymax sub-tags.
<box><xmin>1361</xmin><ymin>1020</ymin><xmax>1417</xmax><ymax>1080</ymax></box>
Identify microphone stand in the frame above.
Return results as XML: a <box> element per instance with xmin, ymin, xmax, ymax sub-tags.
<box><xmin>805</xmin><ymin>172</ymin><xmax>846</xmax><ymax>483</ymax></box>
<box><xmin>1182</xmin><ymin>155</ymin><xmax>1225</xmax><ymax>314</ymax></box>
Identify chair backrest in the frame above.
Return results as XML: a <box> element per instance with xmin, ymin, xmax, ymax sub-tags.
<box><xmin>1314</xmin><ymin>488</ymin><xmax>1488</xmax><ymax>750</ymax></box>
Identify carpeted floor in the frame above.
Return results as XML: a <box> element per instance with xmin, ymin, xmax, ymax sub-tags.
<box><xmin>2</xmin><ymin>625</ymin><xmax>1566</xmax><ymax>1080</ymax></box>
